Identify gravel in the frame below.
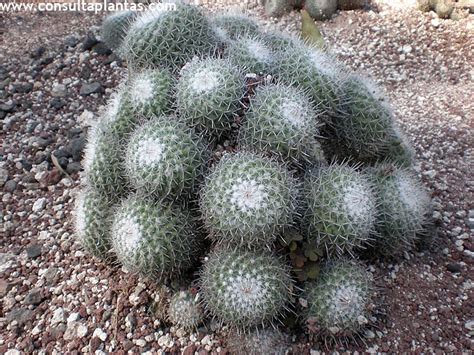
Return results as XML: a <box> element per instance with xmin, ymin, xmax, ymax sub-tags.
<box><xmin>1</xmin><ymin>3</ymin><xmax>472</xmax><ymax>354</ymax></box>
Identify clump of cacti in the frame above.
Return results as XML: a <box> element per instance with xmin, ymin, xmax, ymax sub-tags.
<box><xmin>302</xmin><ymin>163</ymin><xmax>377</xmax><ymax>256</ymax></box>
<box><xmin>239</xmin><ymin>82</ymin><xmax>325</xmax><ymax>164</ymax></box>
<box><xmin>111</xmin><ymin>196</ymin><xmax>200</xmax><ymax>280</ymax></box>
<box><xmin>200</xmin><ymin>152</ymin><xmax>298</xmax><ymax>248</ymax></box>
<box><xmin>168</xmin><ymin>290</ymin><xmax>204</xmax><ymax>330</ymax></box>
<box><xmin>100</xmin><ymin>10</ymin><xmax>136</xmax><ymax>54</ymax></box>
<box><xmin>176</xmin><ymin>58</ymin><xmax>245</xmax><ymax>137</ymax></box>
<box><xmin>73</xmin><ymin>4</ymin><xmax>434</xmax><ymax>348</ymax></box>
<box><xmin>305</xmin><ymin>259</ymin><xmax>372</xmax><ymax>336</ymax></box>
<box><xmin>200</xmin><ymin>248</ymin><xmax>294</xmax><ymax>328</ymax></box>
<box><xmin>369</xmin><ymin>163</ymin><xmax>431</xmax><ymax>257</ymax></box>
<box><xmin>124</xmin><ymin>116</ymin><xmax>208</xmax><ymax>198</ymax></box>
<box><xmin>73</xmin><ymin>188</ymin><xmax>112</xmax><ymax>260</ymax></box>
<box><xmin>123</xmin><ymin>4</ymin><xmax>217</xmax><ymax>71</ymax></box>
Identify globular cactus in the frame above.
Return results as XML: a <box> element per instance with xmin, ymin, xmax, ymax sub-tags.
<box><xmin>168</xmin><ymin>290</ymin><xmax>204</xmax><ymax>330</ymax></box>
<box><xmin>225</xmin><ymin>35</ymin><xmax>275</xmax><ymax>74</ymax></box>
<box><xmin>124</xmin><ymin>115</ymin><xmax>208</xmax><ymax>199</ymax></box>
<box><xmin>273</xmin><ymin>44</ymin><xmax>342</xmax><ymax>119</ymax></box>
<box><xmin>239</xmin><ymin>83</ymin><xmax>326</xmax><ymax>164</ymax></box>
<box><xmin>304</xmin><ymin>0</ymin><xmax>338</xmax><ymax>21</ymax></box>
<box><xmin>382</xmin><ymin>127</ymin><xmax>415</xmax><ymax>168</ymax></box>
<box><xmin>305</xmin><ymin>259</ymin><xmax>372</xmax><ymax>336</ymax></box>
<box><xmin>302</xmin><ymin>163</ymin><xmax>377</xmax><ymax>255</ymax></box>
<box><xmin>100</xmin><ymin>10</ymin><xmax>136</xmax><ymax>54</ymax></box>
<box><xmin>176</xmin><ymin>58</ymin><xmax>245</xmax><ymax>137</ymax></box>
<box><xmin>336</xmin><ymin>76</ymin><xmax>399</xmax><ymax>162</ymax></box>
<box><xmin>227</xmin><ymin>327</ymin><xmax>290</xmax><ymax>355</ymax></box>
<box><xmin>73</xmin><ymin>188</ymin><xmax>112</xmax><ymax>260</ymax></box>
<box><xmin>123</xmin><ymin>5</ymin><xmax>217</xmax><ymax>71</ymax></box>
<box><xmin>200</xmin><ymin>152</ymin><xmax>298</xmax><ymax>249</ymax></box>
<box><xmin>264</xmin><ymin>0</ymin><xmax>293</xmax><ymax>17</ymax></box>
<box><xmin>123</xmin><ymin>69</ymin><xmax>174</xmax><ymax>118</ymax></box>
<box><xmin>263</xmin><ymin>31</ymin><xmax>301</xmax><ymax>52</ymax></box>
<box><xmin>212</xmin><ymin>13</ymin><xmax>260</xmax><ymax>41</ymax></box>
<box><xmin>369</xmin><ymin>163</ymin><xmax>431</xmax><ymax>257</ymax></box>
<box><xmin>83</xmin><ymin>120</ymin><xmax>127</xmax><ymax>200</ymax></box>
<box><xmin>199</xmin><ymin>248</ymin><xmax>294</xmax><ymax>329</ymax></box>
<box><xmin>111</xmin><ymin>195</ymin><xmax>200</xmax><ymax>280</ymax></box>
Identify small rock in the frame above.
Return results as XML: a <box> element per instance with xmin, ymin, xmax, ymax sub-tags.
<box><xmin>82</xmin><ymin>33</ymin><xmax>99</xmax><ymax>51</ymax></box>
<box><xmin>65</xmin><ymin>35</ymin><xmax>80</xmax><ymax>48</ymax></box>
<box><xmin>13</xmin><ymin>82</ymin><xmax>33</xmax><ymax>93</ymax></box>
<box><xmin>4</xmin><ymin>179</ymin><xmax>16</xmax><ymax>192</ymax></box>
<box><xmin>66</xmin><ymin>162</ymin><xmax>82</xmax><ymax>174</ymax></box>
<box><xmin>92</xmin><ymin>327</ymin><xmax>108</xmax><ymax>341</ymax></box>
<box><xmin>0</xmin><ymin>167</ymin><xmax>8</xmax><ymax>186</ymax></box>
<box><xmin>30</xmin><ymin>46</ymin><xmax>46</xmax><ymax>59</ymax></box>
<box><xmin>80</xmin><ymin>82</ymin><xmax>102</xmax><ymax>96</ymax></box>
<box><xmin>26</xmin><ymin>244</ymin><xmax>42</xmax><ymax>258</ymax></box>
<box><xmin>32</xmin><ymin>197</ymin><xmax>47</xmax><ymax>212</ymax></box>
<box><xmin>0</xmin><ymin>279</ymin><xmax>12</xmax><ymax>296</ymax></box>
<box><xmin>0</xmin><ymin>101</ymin><xmax>15</xmax><ymax>112</ymax></box>
<box><xmin>136</xmin><ymin>339</ymin><xmax>147</xmax><ymax>347</ymax></box>
<box><xmin>93</xmin><ymin>42</ymin><xmax>112</xmax><ymax>56</ymax></box>
<box><xmin>24</xmin><ymin>288</ymin><xmax>45</xmax><ymax>305</ymax></box>
<box><xmin>66</xmin><ymin>136</ymin><xmax>86</xmax><ymax>161</ymax></box>
<box><xmin>51</xmin><ymin>84</ymin><xmax>67</xmax><ymax>98</ymax></box>
<box><xmin>447</xmin><ymin>263</ymin><xmax>462</xmax><ymax>273</ymax></box>
<box><xmin>465</xmin><ymin>320</ymin><xmax>474</xmax><ymax>331</ymax></box>
<box><xmin>51</xmin><ymin>308</ymin><xmax>65</xmax><ymax>325</ymax></box>
<box><xmin>6</xmin><ymin>308</ymin><xmax>34</xmax><ymax>325</ymax></box>
<box><xmin>365</xmin><ymin>330</ymin><xmax>375</xmax><ymax>339</ymax></box>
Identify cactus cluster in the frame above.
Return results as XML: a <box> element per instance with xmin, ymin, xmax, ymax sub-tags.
<box><xmin>74</xmin><ymin>3</ymin><xmax>434</xmax><ymax>348</ymax></box>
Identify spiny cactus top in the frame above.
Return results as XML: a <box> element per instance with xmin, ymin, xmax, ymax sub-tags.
<box><xmin>83</xmin><ymin>119</ymin><xmax>127</xmax><ymax>200</ymax></box>
<box><xmin>176</xmin><ymin>58</ymin><xmax>245</xmax><ymax>137</ymax></box>
<box><xmin>306</xmin><ymin>259</ymin><xmax>372</xmax><ymax>335</ymax></box>
<box><xmin>124</xmin><ymin>115</ymin><xmax>208</xmax><ymax>199</ymax></box>
<box><xmin>212</xmin><ymin>14</ymin><xmax>260</xmax><ymax>41</ymax></box>
<box><xmin>74</xmin><ymin>188</ymin><xmax>112</xmax><ymax>260</ymax></box>
<box><xmin>273</xmin><ymin>43</ymin><xmax>342</xmax><ymax>117</ymax></box>
<box><xmin>370</xmin><ymin>163</ymin><xmax>431</xmax><ymax>256</ymax></box>
<box><xmin>200</xmin><ymin>152</ymin><xmax>298</xmax><ymax>249</ymax></box>
<box><xmin>100</xmin><ymin>10</ymin><xmax>136</xmax><ymax>54</ymax></box>
<box><xmin>227</xmin><ymin>328</ymin><xmax>290</xmax><ymax>355</ymax></box>
<box><xmin>111</xmin><ymin>196</ymin><xmax>200</xmax><ymax>280</ymax></box>
<box><xmin>239</xmin><ymin>82</ymin><xmax>325</xmax><ymax>164</ymax></box>
<box><xmin>225</xmin><ymin>35</ymin><xmax>275</xmax><ymax>74</ymax></box>
<box><xmin>303</xmin><ymin>163</ymin><xmax>377</xmax><ymax>255</ymax></box>
<box><xmin>168</xmin><ymin>290</ymin><xmax>204</xmax><ymax>330</ymax></box>
<box><xmin>200</xmin><ymin>248</ymin><xmax>294</xmax><ymax>329</ymax></box>
<box><xmin>123</xmin><ymin>69</ymin><xmax>174</xmax><ymax>118</ymax></box>
<box><xmin>336</xmin><ymin>76</ymin><xmax>399</xmax><ymax>161</ymax></box>
<box><xmin>124</xmin><ymin>5</ymin><xmax>218</xmax><ymax>71</ymax></box>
